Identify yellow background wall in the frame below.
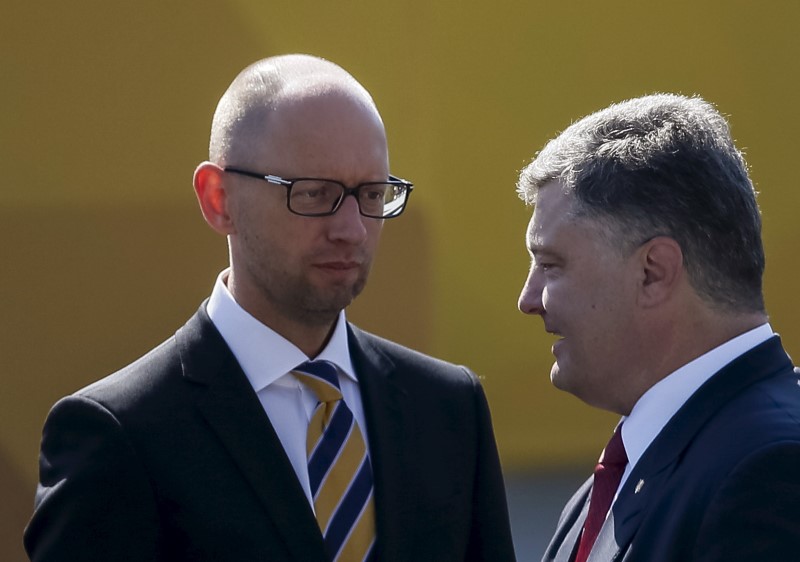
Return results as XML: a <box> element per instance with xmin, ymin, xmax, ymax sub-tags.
<box><xmin>3</xmin><ymin>1</ymin><xmax>799</xmax><ymax>559</ymax></box>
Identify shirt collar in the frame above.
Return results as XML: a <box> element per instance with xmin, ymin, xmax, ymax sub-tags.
<box><xmin>621</xmin><ymin>323</ymin><xmax>774</xmax><ymax>470</ymax></box>
<box><xmin>206</xmin><ymin>269</ymin><xmax>357</xmax><ymax>392</ymax></box>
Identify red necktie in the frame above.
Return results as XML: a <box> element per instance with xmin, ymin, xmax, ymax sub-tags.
<box><xmin>574</xmin><ymin>426</ymin><xmax>627</xmax><ymax>562</ymax></box>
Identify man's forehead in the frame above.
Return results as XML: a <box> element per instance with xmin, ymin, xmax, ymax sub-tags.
<box><xmin>230</xmin><ymin>84</ymin><xmax>384</xmax><ymax>155</ymax></box>
<box><xmin>528</xmin><ymin>182</ymin><xmax>572</xmax><ymax>223</ymax></box>
<box><xmin>525</xmin><ymin>208</ymin><xmax>549</xmax><ymax>253</ymax></box>
<box><xmin>524</xmin><ymin>186</ymin><xmax>585</xmax><ymax>249</ymax></box>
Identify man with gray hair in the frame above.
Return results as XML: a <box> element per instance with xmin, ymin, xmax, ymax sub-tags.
<box><xmin>24</xmin><ymin>55</ymin><xmax>515</xmax><ymax>561</ymax></box>
<box><xmin>517</xmin><ymin>94</ymin><xmax>800</xmax><ymax>561</ymax></box>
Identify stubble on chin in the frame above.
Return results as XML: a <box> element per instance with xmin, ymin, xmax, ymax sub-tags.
<box><xmin>288</xmin><ymin>268</ymin><xmax>370</xmax><ymax>327</ymax></box>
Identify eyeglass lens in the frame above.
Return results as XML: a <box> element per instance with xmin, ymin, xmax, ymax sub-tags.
<box><xmin>289</xmin><ymin>180</ymin><xmax>407</xmax><ymax>217</ymax></box>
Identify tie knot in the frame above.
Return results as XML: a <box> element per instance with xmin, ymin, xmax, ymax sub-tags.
<box><xmin>293</xmin><ymin>360</ymin><xmax>342</xmax><ymax>403</ymax></box>
<box><xmin>600</xmin><ymin>426</ymin><xmax>627</xmax><ymax>466</ymax></box>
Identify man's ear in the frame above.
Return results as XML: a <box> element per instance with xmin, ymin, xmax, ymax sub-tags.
<box><xmin>638</xmin><ymin>236</ymin><xmax>683</xmax><ymax>308</ymax></box>
<box><xmin>193</xmin><ymin>162</ymin><xmax>235</xmax><ymax>235</ymax></box>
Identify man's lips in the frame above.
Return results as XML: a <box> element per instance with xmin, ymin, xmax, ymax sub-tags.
<box><xmin>312</xmin><ymin>261</ymin><xmax>363</xmax><ymax>277</ymax></box>
<box><xmin>543</xmin><ymin>324</ymin><xmax>561</xmax><ymax>338</ymax></box>
<box><xmin>314</xmin><ymin>260</ymin><xmax>361</xmax><ymax>269</ymax></box>
<box><xmin>544</xmin><ymin>326</ymin><xmax>564</xmax><ymax>355</ymax></box>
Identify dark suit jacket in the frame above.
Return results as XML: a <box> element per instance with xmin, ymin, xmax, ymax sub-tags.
<box><xmin>24</xmin><ymin>305</ymin><xmax>516</xmax><ymax>561</ymax></box>
<box><xmin>542</xmin><ymin>336</ymin><xmax>800</xmax><ymax>562</ymax></box>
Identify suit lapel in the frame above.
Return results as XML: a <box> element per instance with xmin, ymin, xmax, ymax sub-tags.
<box><xmin>588</xmin><ymin>520</ymin><xmax>619</xmax><ymax>562</ymax></box>
<box><xmin>547</xmin><ymin>477</ymin><xmax>592</xmax><ymax>562</ymax></box>
<box><xmin>176</xmin><ymin>306</ymin><xmax>325</xmax><ymax>561</ymax></box>
<box><xmin>347</xmin><ymin>325</ymin><xmax>417</xmax><ymax>561</ymax></box>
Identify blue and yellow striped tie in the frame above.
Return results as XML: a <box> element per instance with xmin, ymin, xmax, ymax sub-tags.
<box><xmin>294</xmin><ymin>361</ymin><xmax>376</xmax><ymax>562</ymax></box>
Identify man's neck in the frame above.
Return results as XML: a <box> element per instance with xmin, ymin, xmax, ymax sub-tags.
<box><xmin>615</xmin><ymin>309</ymin><xmax>768</xmax><ymax>415</ymax></box>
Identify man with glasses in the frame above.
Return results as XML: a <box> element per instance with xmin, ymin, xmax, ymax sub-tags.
<box><xmin>25</xmin><ymin>55</ymin><xmax>515</xmax><ymax>561</ymax></box>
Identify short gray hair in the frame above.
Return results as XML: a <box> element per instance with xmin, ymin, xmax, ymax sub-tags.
<box><xmin>518</xmin><ymin>93</ymin><xmax>764</xmax><ymax>313</ymax></box>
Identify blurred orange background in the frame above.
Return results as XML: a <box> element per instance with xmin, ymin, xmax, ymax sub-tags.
<box><xmin>3</xmin><ymin>2</ymin><xmax>798</xmax><ymax>560</ymax></box>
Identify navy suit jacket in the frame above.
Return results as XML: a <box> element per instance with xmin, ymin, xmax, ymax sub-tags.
<box><xmin>24</xmin><ymin>305</ymin><xmax>516</xmax><ymax>561</ymax></box>
<box><xmin>542</xmin><ymin>336</ymin><xmax>800</xmax><ymax>562</ymax></box>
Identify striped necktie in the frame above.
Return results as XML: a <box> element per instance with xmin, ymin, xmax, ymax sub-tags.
<box><xmin>293</xmin><ymin>360</ymin><xmax>376</xmax><ymax>562</ymax></box>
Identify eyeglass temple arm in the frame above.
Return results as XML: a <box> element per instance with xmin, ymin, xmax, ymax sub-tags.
<box><xmin>223</xmin><ymin>167</ymin><xmax>291</xmax><ymax>186</ymax></box>
<box><xmin>389</xmin><ymin>174</ymin><xmax>413</xmax><ymax>188</ymax></box>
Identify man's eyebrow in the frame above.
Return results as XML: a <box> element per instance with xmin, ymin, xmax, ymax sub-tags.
<box><xmin>526</xmin><ymin>242</ymin><xmax>553</xmax><ymax>259</ymax></box>
<box><xmin>525</xmin><ymin>233</ymin><xmax>545</xmax><ymax>253</ymax></box>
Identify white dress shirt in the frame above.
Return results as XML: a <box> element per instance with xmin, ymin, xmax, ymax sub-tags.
<box><xmin>205</xmin><ymin>270</ymin><xmax>370</xmax><ymax>506</ymax></box>
<box><xmin>616</xmin><ymin>323</ymin><xmax>774</xmax><ymax>497</ymax></box>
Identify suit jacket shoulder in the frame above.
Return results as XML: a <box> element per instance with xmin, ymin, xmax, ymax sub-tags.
<box><xmin>25</xmin><ymin>305</ymin><xmax>325</xmax><ymax>561</ymax></box>
<box><xmin>348</xmin><ymin>323</ymin><xmax>481</xmax><ymax>388</ymax></box>
<box><xmin>345</xmin><ymin>323</ymin><xmax>517</xmax><ymax>562</ymax></box>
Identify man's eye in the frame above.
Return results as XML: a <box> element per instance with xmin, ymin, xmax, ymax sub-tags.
<box><xmin>293</xmin><ymin>181</ymin><xmax>336</xmax><ymax>200</ymax></box>
<box><xmin>360</xmin><ymin>185</ymin><xmax>387</xmax><ymax>201</ymax></box>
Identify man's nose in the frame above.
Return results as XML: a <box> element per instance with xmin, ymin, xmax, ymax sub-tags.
<box><xmin>518</xmin><ymin>268</ymin><xmax>544</xmax><ymax>315</ymax></box>
<box><xmin>327</xmin><ymin>194</ymin><xmax>369</xmax><ymax>243</ymax></box>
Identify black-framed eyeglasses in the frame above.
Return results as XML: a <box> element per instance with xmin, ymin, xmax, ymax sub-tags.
<box><xmin>223</xmin><ymin>167</ymin><xmax>414</xmax><ymax>219</ymax></box>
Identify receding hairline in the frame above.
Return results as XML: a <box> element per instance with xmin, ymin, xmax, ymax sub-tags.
<box><xmin>209</xmin><ymin>54</ymin><xmax>380</xmax><ymax>164</ymax></box>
